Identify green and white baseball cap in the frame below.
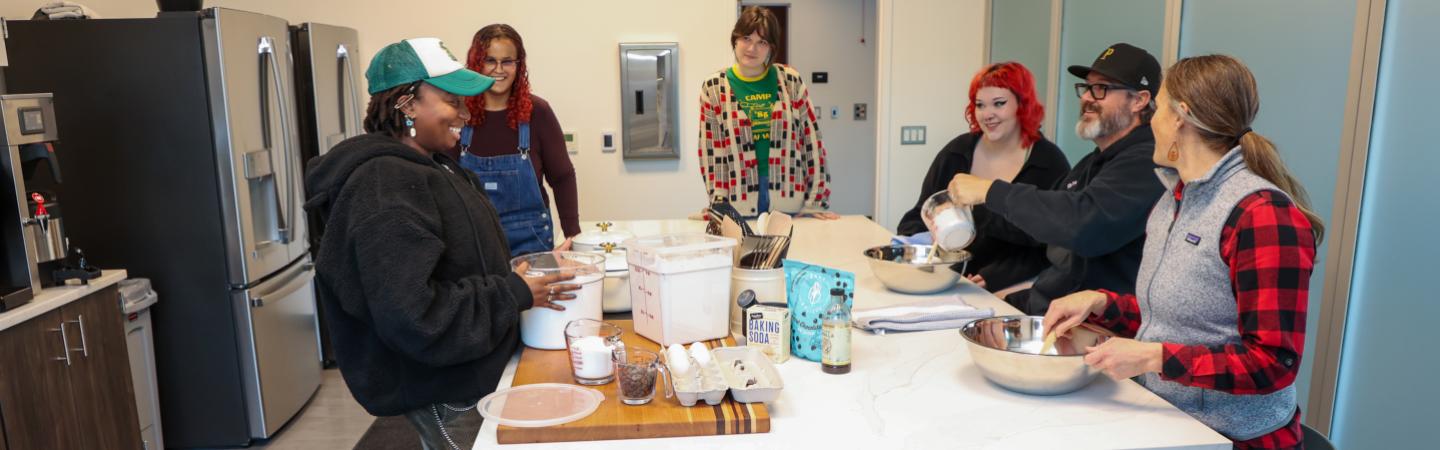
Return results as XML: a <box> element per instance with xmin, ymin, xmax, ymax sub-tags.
<box><xmin>366</xmin><ymin>37</ymin><xmax>493</xmax><ymax>95</ymax></box>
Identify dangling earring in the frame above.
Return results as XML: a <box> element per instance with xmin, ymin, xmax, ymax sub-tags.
<box><xmin>1166</xmin><ymin>142</ymin><xmax>1180</xmax><ymax>162</ymax></box>
<box><xmin>405</xmin><ymin>116</ymin><xmax>416</xmax><ymax>138</ymax></box>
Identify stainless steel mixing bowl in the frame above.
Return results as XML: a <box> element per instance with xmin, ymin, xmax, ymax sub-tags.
<box><xmin>863</xmin><ymin>244</ymin><xmax>971</xmax><ymax>294</ymax></box>
<box><xmin>959</xmin><ymin>316</ymin><xmax>1114</xmax><ymax>395</ymax></box>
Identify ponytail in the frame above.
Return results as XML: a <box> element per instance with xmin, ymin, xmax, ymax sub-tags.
<box><xmin>1238</xmin><ymin>132</ymin><xmax>1326</xmax><ymax>243</ymax></box>
<box><xmin>1165</xmin><ymin>54</ymin><xmax>1325</xmax><ymax>244</ymax></box>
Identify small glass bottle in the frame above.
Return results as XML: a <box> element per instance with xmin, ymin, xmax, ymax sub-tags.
<box><xmin>821</xmin><ymin>288</ymin><xmax>852</xmax><ymax>374</ymax></box>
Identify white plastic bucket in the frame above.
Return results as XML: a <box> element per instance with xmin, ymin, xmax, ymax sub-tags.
<box><xmin>513</xmin><ymin>252</ymin><xmax>606</xmax><ymax>349</ymax></box>
<box><xmin>623</xmin><ymin>233</ymin><xmax>738</xmax><ymax>346</ymax></box>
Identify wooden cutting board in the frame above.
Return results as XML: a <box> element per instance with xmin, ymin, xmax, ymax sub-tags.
<box><xmin>497</xmin><ymin>320</ymin><xmax>771</xmax><ymax>444</ymax></box>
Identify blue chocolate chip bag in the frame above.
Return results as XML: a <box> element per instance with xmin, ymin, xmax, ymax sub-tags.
<box><xmin>783</xmin><ymin>259</ymin><xmax>854</xmax><ymax>362</ymax></box>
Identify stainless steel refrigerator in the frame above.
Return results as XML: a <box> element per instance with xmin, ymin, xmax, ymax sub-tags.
<box><xmin>291</xmin><ymin>22</ymin><xmax>362</xmax><ymax>368</ymax></box>
<box><xmin>5</xmin><ymin>8</ymin><xmax>322</xmax><ymax>447</ymax></box>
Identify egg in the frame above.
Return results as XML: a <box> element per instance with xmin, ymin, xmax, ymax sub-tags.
<box><xmin>689</xmin><ymin>342</ymin><xmax>711</xmax><ymax>366</ymax></box>
<box><xmin>667</xmin><ymin>344</ymin><xmax>691</xmax><ymax>374</ymax></box>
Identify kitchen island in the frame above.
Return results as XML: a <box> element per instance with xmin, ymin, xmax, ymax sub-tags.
<box><xmin>474</xmin><ymin>216</ymin><xmax>1230</xmax><ymax>449</ymax></box>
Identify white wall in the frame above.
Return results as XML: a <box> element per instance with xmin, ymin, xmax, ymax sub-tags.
<box><xmin>4</xmin><ymin>0</ymin><xmax>982</xmax><ymax>225</ymax></box>
<box><xmin>776</xmin><ymin>0</ymin><xmax>878</xmax><ymax>217</ymax></box>
<box><xmin>875</xmin><ymin>0</ymin><xmax>989</xmax><ymax>230</ymax></box>
<box><xmin>2</xmin><ymin>0</ymin><xmax>733</xmax><ymax>222</ymax></box>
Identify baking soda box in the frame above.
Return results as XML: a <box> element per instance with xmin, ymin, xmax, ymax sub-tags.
<box><xmin>746</xmin><ymin>304</ymin><xmax>791</xmax><ymax>363</ymax></box>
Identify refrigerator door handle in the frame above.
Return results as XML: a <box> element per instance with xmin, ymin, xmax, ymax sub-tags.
<box><xmin>249</xmin><ymin>262</ymin><xmax>315</xmax><ymax>308</ymax></box>
<box><xmin>258</xmin><ymin>36</ymin><xmax>298</xmax><ymax>244</ymax></box>
<box><xmin>338</xmin><ymin>44</ymin><xmax>363</xmax><ymax>139</ymax></box>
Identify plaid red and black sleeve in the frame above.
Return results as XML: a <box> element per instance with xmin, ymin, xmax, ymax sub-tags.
<box><xmin>1158</xmin><ymin>190</ymin><xmax>1316</xmax><ymax>395</ymax></box>
<box><xmin>1088</xmin><ymin>289</ymin><xmax>1141</xmax><ymax>338</ymax></box>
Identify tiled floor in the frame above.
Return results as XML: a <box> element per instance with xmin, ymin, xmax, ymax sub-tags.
<box><xmin>252</xmin><ymin>368</ymin><xmax>374</xmax><ymax>450</ymax></box>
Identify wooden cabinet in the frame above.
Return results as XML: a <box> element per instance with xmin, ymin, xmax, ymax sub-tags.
<box><xmin>0</xmin><ymin>285</ymin><xmax>141</xmax><ymax>450</ymax></box>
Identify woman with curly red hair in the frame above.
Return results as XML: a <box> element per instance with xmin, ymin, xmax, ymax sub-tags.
<box><xmin>457</xmin><ymin>24</ymin><xmax>579</xmax><ymax>256</ymax></box>
<box><xmin>897</xmin><ymin>61</ymin><xmax>1070</xmax><ymax>293</ymax></box>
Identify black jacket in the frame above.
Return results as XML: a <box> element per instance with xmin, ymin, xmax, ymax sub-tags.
<box><xmin>984</xmin><ymin>125</ymin><xmax>1164</xmax><ymax>315</ymax></box>
<box><xmin>303</xmin><ymin>133</ymin><xmax>533</xmax><ymax>416</ymax></box>
<box><xmin>897</xmin><ymin>133</ymin><xmax>1070</xmax><ymax>290</ymax></box>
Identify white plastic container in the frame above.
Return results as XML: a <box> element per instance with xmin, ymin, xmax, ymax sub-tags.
<box><xmin>512</xmin><ymin>252</ymin><xmax>606</xmax><ymax>349</ymax></box>
<box><xmin>623</xmin><ymin>233</ymin><xmax>737</xmax><ymax>346</ymax></box>
<box><xmin>922</xmin><ymin>190</ymin><xmax>976</xmax><ymax>250</ymax></box>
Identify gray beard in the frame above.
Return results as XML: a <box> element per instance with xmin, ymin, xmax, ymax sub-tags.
<box><xmin>1074</xmin><ymin>107</ymin><xmax>1132</xmax><ymax>142</ymax></box>
<box><xmin>1075</xmin><ymin>117</ymin><xmax>1103</xmax><ymax>140</ymax></box>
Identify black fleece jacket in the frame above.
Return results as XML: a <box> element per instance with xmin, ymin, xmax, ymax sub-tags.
<box><xmin>984</xmin><ymin>125</ymin><xmax>1164</xmax><ymax>315</ymax></box>
<box><xmin>303</xmin><ymin>133</ymin><xmax>533</xmax><ymax>416</ymax></box>
<box><xmin>897</xmin><ymin>133</ymin><xmax>1070</xmax><ymax>290</ymax></box>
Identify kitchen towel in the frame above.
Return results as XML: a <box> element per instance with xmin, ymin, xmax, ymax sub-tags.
<box><xmin>890</xmin><ymin>231</ymin><xmax>933</xmax><ymax>246</ymax></box>
<box><xmin>36</xmin><ymin>1</ymin><xmax>101</xmax><ymax>19</ymax></box>
<box><xmin>852</xmin><ymin>295</ymin><xmax>994</xmax><ymax>333</ymax></box>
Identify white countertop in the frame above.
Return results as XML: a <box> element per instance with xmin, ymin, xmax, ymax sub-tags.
<box><xmin>477</xmin><ymin>217</ymin><xmax>1229</xmax><ymax>449</ymax></box>
<box><xmin>0</xmin><ymin>270</ymin><xmax>128</xmax><ymax>332</ymax></box>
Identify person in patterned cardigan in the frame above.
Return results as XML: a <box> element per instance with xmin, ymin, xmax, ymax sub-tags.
<box><xmin>697</xmin><ymin>6</ymin><xmax>836</xmax><ymax>219</ymax></box>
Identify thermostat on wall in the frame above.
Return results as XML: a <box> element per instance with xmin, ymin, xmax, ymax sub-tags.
<box><xmin>601</xmin><ymin>131</ymin><xmax>616</xmax><ymax>153</ymax></box>
<box><xmin>564</xmin><ymin>130</ymin><xmax>578</xmax><ymax>154</ymax></box>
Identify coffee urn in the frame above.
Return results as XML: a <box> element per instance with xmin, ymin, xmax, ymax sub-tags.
<box><xmin>1</xmin><ymin>93</ymin><xmax>64</xmax><ymax>310</ymax></box>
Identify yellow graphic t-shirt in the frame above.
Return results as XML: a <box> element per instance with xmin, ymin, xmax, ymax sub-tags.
<box><xmin>727</xmin><ymin>65</ymin><xmax>779</xmax><ymax>178</ymax></box>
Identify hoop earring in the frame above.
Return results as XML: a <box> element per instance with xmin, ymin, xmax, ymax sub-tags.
<box><xmin>1166</xmin><ymin>142</ymin><xmax>1180</xmax><ymax>162</ymax></box>
<box><xmin>405</xmin><ymin>116</ymin><xmax>416</xmax><ymax>138</ymax></box>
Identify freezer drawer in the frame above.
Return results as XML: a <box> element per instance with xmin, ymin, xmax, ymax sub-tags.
<box><xmin>233</xmin><ymin>257</ymin><xmax>321</xmax><ymax>438</ymax></box>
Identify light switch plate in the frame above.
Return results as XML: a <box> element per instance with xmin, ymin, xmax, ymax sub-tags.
<box><xmin>601</xmin><ymin>131</ymin><xmax>617</xmax><ymax>153</ymax></box>
<box><xmin>900</xmin><ymin>125</ymin><xmax>927</xmax><ymax>145</ymax></box>
<box><xmin>829</xmin><ymin>106</ymin><xmax>840</xmax><ymax>120</ymax></box>
<box><xmin>564</xmin><ymin>130</ymin><xmax>578</xmax><ymax>154</ymax></box>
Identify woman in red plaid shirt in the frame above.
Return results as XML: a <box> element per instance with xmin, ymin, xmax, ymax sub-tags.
<box><xmin>1044</xmin><ymin>55</ymin><xmax>1325</xmax><ymax>449</ymax></box>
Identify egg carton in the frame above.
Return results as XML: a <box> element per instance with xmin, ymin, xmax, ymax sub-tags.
<box><xmin>663</xmin><ymin>344</ymin><xmax>784</xmax><ymax>406</ymax></box>
<box><xmin>711</xmin><ymin>346</ymin><xmax>783</xmax><ymax>404</ymax></box>
<box><xmin>663</xmin><ymin>346</ymin><xmax>726</xmax><ymax>406</ymax></box>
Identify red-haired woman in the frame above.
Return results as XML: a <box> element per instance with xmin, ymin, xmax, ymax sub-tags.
<box><xmin>458</xmin><ymin>24</ymin><xmax>578</xmax><ymax>256</ymax></box>
<box><xmin>897</xmin><ymin>62</ymin><xmax>1070</xmax><ymax>292</ymax></box>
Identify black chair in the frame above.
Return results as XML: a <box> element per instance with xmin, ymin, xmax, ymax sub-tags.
<box><xmin>1302</xmin><ymin>423</ymin><xmax>1336</xmax><ymax>450</ymax></box>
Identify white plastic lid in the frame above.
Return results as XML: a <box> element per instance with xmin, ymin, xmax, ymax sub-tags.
<box><xmin>510</xmin><ymin>251</ymin><xmax>606</xmax><ymax>277</ymax></box>
<box><xmin>476</xmin><ymin>383</ymin><xmax>605</xmax><ymax>428</ymax></box>
<box><xmin>622</xmin><ymin>233</ymin><xmax>737</xmax><ymax>257</ymax></box>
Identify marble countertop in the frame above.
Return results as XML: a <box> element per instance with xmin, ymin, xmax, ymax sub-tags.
<box><xmin>0</xmin><ymin>270</ymin><xmax>128</xmax><ymax>332</ymax></box>
<box><xmin>474</xmin><ymin>217</ymin><xmax>1229</xmax><ymax>449</ymax></box>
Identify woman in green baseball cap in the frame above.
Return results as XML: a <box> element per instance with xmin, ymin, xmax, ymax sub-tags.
<box><xmin>303</xmin><ymin>37</ymin><xmax>578</xmax><ymax>449</ymax></box>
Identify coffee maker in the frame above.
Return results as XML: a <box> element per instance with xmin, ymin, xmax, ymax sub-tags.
<box><xmin>2</xmin><ymin>93</ymin><xmax>73</xmax><ymax>310</ymax></box>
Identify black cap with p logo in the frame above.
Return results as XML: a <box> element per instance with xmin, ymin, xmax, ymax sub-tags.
<box><xmin>1068</xmin><ymin>43</ymin><xmax>1162</xmax><ymax>97</ymax></box>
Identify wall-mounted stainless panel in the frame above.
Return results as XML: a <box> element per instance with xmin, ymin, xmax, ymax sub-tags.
<box><xmin>619</xmin><ymin>43</ymin><xmax>680</xmax><ymax>160</ymax></box>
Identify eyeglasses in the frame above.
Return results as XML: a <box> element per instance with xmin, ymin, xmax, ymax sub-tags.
<box><xmin>482</xmin><ymin>58</ymin><xmax>518</xmax><ymax>71</ymax></box>
<box><xmin>1074</xmin><ymin>82</ymin><xmax>1134</xmax><ymax>100</ymax></box>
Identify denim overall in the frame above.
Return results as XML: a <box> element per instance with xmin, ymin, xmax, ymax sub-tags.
<box><xmin>458</xmin><ymin>123</ymin><xmax>555</xmax><ymax>257</ymax></box>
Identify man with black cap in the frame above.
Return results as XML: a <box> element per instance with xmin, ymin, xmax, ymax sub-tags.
<box><xmin>945</xmin><ymin>43</ymin><xmax>1166</xmax><ymax>315</ymax></box>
